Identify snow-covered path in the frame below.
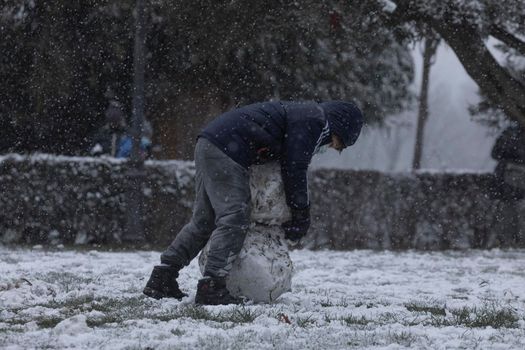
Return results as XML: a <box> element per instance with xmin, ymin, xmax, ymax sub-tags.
<box><xmin>1</xmin><ymin>247</ymin><xmax>524</xmax><ymax>349</ymax></box>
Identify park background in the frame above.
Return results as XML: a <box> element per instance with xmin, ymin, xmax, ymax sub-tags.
<box><xmin>2</xmin><ymin>1</ymin><xmax>523</xmax><ymax>173</ymax></box>
<box><xmin>2</xmin><ymin>2</ymin><xmax>525</xmax><ymax>349</ymax></box>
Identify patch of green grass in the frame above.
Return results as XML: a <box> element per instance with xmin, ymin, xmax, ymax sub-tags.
<box><xmin>171</xmin><ymin>328</ymin><xmax>185</xmax><ymax>336</ymax></box>
<box><xmin>405</xmin><ymin>302</ymin><xmax>446</xmax><ymax>316</ymax></box>
<box><xmin>388</xmin><ymin>330</ymin><xmax>418</xmax><ymax>347</ymax></box>
<box><xmin>34</xmin><ymin>295</ymin><xmax>149</xmax><ymax>328</ymax></box>
<box><xmin>455</xmin><ymin>305</ymin><xmax>518</xmax><ymax>328</ymax></box>
<box><xmin>296</xmin><ymin>314</ymin><xmax>316</xmax><ymax>328</ymax></box>
<box><xmin>430</xmin><ymin>304</ymin><xmax>519</xmax><ymax>329</ymax></box>
<box><xmin>156</xmin><ymin>305</ymin><xmax>260</xmax><ymax>325</ymax></box>
<box><xmin>377</xmin><ymin>312</ymin><xmax>400</xmax><ymax>324</ymax></box>
<box><xmin>342</xmin><ymin>315</ymin><xmax>371</xmax><ymax>326</ymax></box>
<box><xmin>319</xmin><ymin>297</ymin><xmax>349</xmax><ymax>308</ymax></box>
<box><xmin>62</xmin><ymin>294</ymin><xmax>97</xmax><ymax>310</ymax></box>
<box><xmin>33</xmin><ymin>295</ymin><xmax>151</xmax><ymax>328</ymax></box>
<box><xmin>38</xmin><ymin>272</ymin><xmax>97</xmax><ymax>293</ymax></box>
<box><xmin>177</xmin><ymin>305</ymin><xmax>215</xmax><ymax>321</ymax></box>
<box><xmin>92</xmin><ymin>296</ymin><xmax>146</xmax><ymax>314</ymax></box>
<box><xmin>2</xmin><ymin>318</ymin><xmax>27</xmax><ymax>326</ymax></box>
<box><xmin>447</xmin><ymin>306</ymin><xmax>471</xmax><ymax>326</ymax></box>
<box><xmin>87</xmin><ymin>296</ymin><xmax>154</xmax><ymax>326</ymax></box>
<box><xmin>85</xmin><ymin>301</ymin><xmax>261</xmax><ymax>327</ymax></box>
<box><xmin>36</xmin><ymin>317</ymin><xmax>64</xmax><ymax>329</ymax></box>
<box><xmin>319</xmin><ymin>299</ymin><xmax>333</xmax><ymax>307</ymax></box>
<box><xmin>335</xmin><ymin>297</ymin><xmax>349</xmax><ymax>308</ymax></box>
<box><xmin>3</xmin><ymin>308</ymin><xmax>68</xmax><ymax>330</ymax></box>
<box><xmin>86</xmin><ymin>314</ymin><xmax>122</xmax><ymax>327</ymax></box>
<box><xmin>354</xmin><ymin>301</ymin><xmax>375</xmax><ymax>309</ymax></box>
<box><xmin>0</xmin><ymin>327</ymin><xmax>25</xmax><ymax>334</ymax></box>
<box><xmin>35</xmin><ymin>294</ymin><xmax>97</xmax><ymax>313</ymax></box>
<box><xmin>226</xmin><ymin>307</ymin><xmax>260</xmax><ymax>323</ymax></box>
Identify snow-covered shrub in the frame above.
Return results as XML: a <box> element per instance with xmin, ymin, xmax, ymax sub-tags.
<box><xmin>0</xmin><ymin>154</ymin><xmax>194</xmax><ymax>246</ymax></box>
<box><xmin>308</xmin><ymin>169</ymin><xmax>517</xmax><ymax>250</ymax></box>
<box><xmin>1</xmin><ymin>153</ymin><xmax>522</xmax><ymax>249</ymax></box>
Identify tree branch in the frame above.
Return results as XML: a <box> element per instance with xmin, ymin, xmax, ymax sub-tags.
<box><xmin>386</xmin><ymin>0</ymin><xmax>525</xmax><ymax>126</ymax></box>
<box><xmin>387</xmin><ymin>1</ymin><xmax>419</xmax><ymax>26</ymax></box>
<box><xmin>436</xmin><ymin>22</ymin><xmax>525</xmax><ymax>126</ymax></box>
<box><xmin>490</xmin><ymin>25</ymin><xmax>525</xmax><ymax>56</ymax></box>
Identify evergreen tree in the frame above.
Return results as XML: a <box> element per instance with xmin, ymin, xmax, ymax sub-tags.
<box><xmin>0</xmin><ymin>0</ymin><xmax>415</xmax><ymax>157</ymax></box>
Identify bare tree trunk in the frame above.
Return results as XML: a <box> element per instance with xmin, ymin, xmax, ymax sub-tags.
<box><xmin>123</xmin><ymin>0</ymin><xmax>147</xmax><ymax>244</ymax></box>
<box><xmin>412</xmin><ymin>36</ymin><xmax>439</xmax><ymax>170</ymax></box>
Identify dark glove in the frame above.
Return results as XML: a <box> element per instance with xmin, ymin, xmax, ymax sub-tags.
<box><xmin>282</xmin><ymin>207</ymin><xmax>310</xmax><ymax>242</ymax></box>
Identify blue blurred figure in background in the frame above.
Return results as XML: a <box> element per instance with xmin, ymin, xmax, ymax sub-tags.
<box><xmin>90</xmin><ymin>100</ymin><xmax>154</xmax><ymax>160</ymax></box>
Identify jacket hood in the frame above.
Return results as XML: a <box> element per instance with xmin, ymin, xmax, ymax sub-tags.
<box><xmin>320</xmin><ymin>101</ymin><xmax>364</xmax><ymax>148</ymax></box>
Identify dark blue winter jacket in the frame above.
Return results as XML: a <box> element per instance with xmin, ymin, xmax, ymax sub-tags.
<box><xmin>199</xmin><ymin>101</ymin><xmax>361</xmax><ymax>210</ymax></box>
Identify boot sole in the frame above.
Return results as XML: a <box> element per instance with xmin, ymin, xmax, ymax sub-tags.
<box><xmin>143</xmin><ymin>287</ymin><xmax>187</xmax><ymax>300</ymax></box>
<box><xmin>143</xmin><ymin>287</ymin><xmax>164</xmax><ymax>300</ymax></box>
<box><xmin>195</xmin><ymin>295</ymin><xmax>243</xmax><ymax>305</ymax></box>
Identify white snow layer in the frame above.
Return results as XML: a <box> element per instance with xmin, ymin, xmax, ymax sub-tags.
<box><xmin>1</xmin><ymin>247</ymin><xmax>524</xmax><ymax>350</ymax></box>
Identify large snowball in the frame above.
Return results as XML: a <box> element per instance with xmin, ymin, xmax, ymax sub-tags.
<box><xmin>198</xmin><ymin>163</ymin><xmax>293</xmax><ymax>303</ymax></box>
<box><xmin>249</xmin><ymin>163</ymin><xmax>291</xmax><ymax>224</ymax></box>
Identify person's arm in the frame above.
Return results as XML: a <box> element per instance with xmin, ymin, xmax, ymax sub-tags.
<box><xmin>280</xmin><ymin>113</ymin><xmax>325</xmax><ymax>242</ymax></box>
<box><xmin>281</xmin><ymin>117</ymin><xmax>324</xmax><ymax>210</ymax></box>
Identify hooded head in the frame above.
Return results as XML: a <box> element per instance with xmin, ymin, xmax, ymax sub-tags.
<box><xmin>320</xmin><ymin>101</ymin><xmax>364</xmax><ymax>148</ymax></box>
<box><xmin>105</xmin><ymin>100</ymin><xmax>126</xmax><ymax>129</ymax></box>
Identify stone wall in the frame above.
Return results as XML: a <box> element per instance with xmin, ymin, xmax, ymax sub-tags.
<box><xmin>1</xmin><ymin>154</ymin><xmax>523</xmax><ymax>249</ymax></box>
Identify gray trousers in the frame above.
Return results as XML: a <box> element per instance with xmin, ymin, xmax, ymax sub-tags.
<box><xmin>161</xmin><ymin>138</ymin><xmax>251</xmax><ymax>278</ymax></box>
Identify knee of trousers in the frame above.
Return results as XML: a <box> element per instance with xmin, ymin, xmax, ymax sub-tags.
<box><xmin>191</xmin><ymin>217</ymin><xmax>216</xmax><ymax>236</ymax></box>
<box><xmin>214</xmin><ymin>207</ymin><xmax>251</xmax><ymax>232</ymax></box>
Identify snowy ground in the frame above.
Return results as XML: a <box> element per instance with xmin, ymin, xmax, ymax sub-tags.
<box><xmin>1</xmin><ymin>247</ymin><xmax>524</xmax><ymax>350</ymax></box>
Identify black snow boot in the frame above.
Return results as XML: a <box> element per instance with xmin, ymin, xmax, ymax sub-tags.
<box><xmin>143</xmin><ymin>265</ymin><xmax>187</xmax><ymax>300</ymax></box>
<box><xmin>195</xmin><ymin>276</ymin><xmax>244</xmax><ymax>305</ymax></box>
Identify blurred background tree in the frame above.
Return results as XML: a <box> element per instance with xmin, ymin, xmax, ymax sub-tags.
<box><xmin>0</xmin><ymin>0</ymin><xmax>414</xmax><ymax>158</ymax></box>
<box><xmin>2</xmin><ymin>1</ymin><xmax>524</xmax><ymax>159</ymax></box>
<box><xmin>0</xmin><ymin>1</ymin><xmax>135</xmax><ymax>154</ymax></box>
<box><xmin>384</xmin><ymin>0</ymin><xmax>525</xmax><ymax>129</ymax></box>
